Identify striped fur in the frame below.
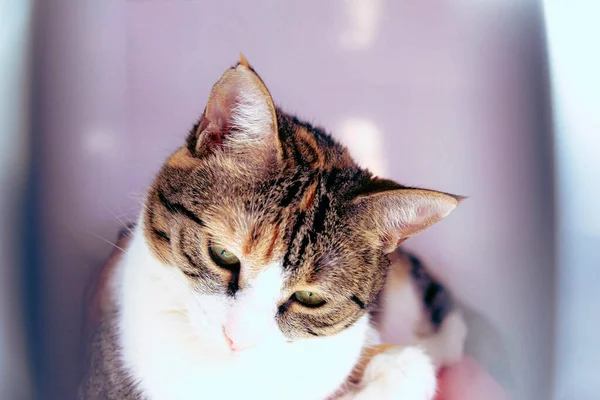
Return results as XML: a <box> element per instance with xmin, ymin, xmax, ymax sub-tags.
<box><xmin>79</xmin><ymin>58</ymin><xmax>463</xmax><ymax>400</ymax></box>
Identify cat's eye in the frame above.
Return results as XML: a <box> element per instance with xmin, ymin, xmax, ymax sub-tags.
<box><xmin>293</xmin><ymin>291</ymin><xmax>326</xmax><ymax>308</ymax></box>
<box><xmin>209</xmin><ymin>244</ymin><xmax>240</xmax><ymax>268</ymax></box>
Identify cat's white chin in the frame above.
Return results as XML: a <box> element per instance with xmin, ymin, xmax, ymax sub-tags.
<box><xmin>113</xmin><ymin>224</ymin><xmax>373</xmax><ymax>400</ymax></box>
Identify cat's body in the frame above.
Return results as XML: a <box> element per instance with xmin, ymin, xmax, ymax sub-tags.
<box><xmin>79</xmin><ymin>57</ymin><xmax>466</xmax><ymax>400</ymax></box>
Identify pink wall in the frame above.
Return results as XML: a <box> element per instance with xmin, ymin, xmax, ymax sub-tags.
<box><xmin>35</xmin><ymin>1</ymin><xmax>553</xmax><ymax>399</ymax></box>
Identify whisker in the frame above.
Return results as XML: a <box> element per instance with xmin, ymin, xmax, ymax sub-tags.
<box><xmin>100</xmin><ymin>202</ymin><xmax>135</xmax><ymax>236</ymax></box>
<box><xmin>88</xmin><ymin>232</ymin><xmax>128</xmax><ymax>254</ymax></box>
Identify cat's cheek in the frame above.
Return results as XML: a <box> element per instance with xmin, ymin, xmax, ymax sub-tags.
<box><xmin>187</xmin><ymin>294</ymin><xmax>228</xmax><ymax>324</ymax></box>
<box><xmin>186</xmin><ymin>293</ymin><xmax>230</xmax><ymax>355</ymax></box>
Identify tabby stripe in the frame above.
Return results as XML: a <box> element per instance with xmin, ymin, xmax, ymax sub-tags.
<box><xmin>309</xmin><ymin>311</ymin><xmax>355</xmax><ymax>330</ymax></box>
<box><xmin>342</xmin><ymin>320</ymin><xmax>357</xmax><ymax>331</ymax></box>
<box><xmin>158</xmin><ymin>190</ymin><xmax>205</xmax><ymax>226</ymax></box>
<box><xmin>424</xmin><ymin>282</ymin><xmax>451</xmax><ymax>328</ymax></box>
<box><xmin>311</xmin><ymin>194</ymin><xmax>330</xmax><ymax>237</ymax></box>
<box><xmin>282</xmin><ymin>211</ymin><xmax>306</xmax><ymax>268</ymax></box>
<box><xmin>179</xmin><ymin>232</ymin><xmax>218</xmax><ymax>281</ymax></box>
<box><xmin>351</xmin><ymin>295</ymin><xmax>365</xmax><ymax>309</ymax></box>
<box><xmin>408</xmin><ymin>253</ymin><xmax>426</xmax><ymax>282</ymax></box>
<box><xmin>288</xmin><ymin>174</ymin><xmax>322</xmax><ymax>268</ymax></box>
<box><xmin>408</xmin><ymin>252</ymin><xmax>453</xmax><ymax>329</ymax></box>
<box><xmin>279</xmin><ymin>171</ymin><xmax>316</xmax><ymax>208</ymax></box>
<box><xmin>182</xmin><ymin>269</ymin><xmax>201</xmax><ymax>278</ymax></box>
<box><xmin>279</xmin><ymin>178</ymin><xmax>303</xmax><ymax>207</ymax></box>
<box><xmin>179</xmin><ymin>230</ymin><xmax>203</xmax><ymax>271</ymax></box>
<box><xmin>265</xmin><ymin>225</ymin><xmax>280</xmax><ymax>260</ymax></box>
<box><xmin>424</xmin><ymin>283</ymin><xmax>442</xmax><ymax>307</ymax></box>
<box><xmin>152</xmin><ymin>228</ymin><xmax>171</xmax><ymax>243</ymax></box>
<box><xmin>278</xmin><ymin>299</ymin><xmax>292</xmax><ymax>315</ymax></box>
<box><xmin>295</xmin><ymin>236</ymin><xmax>310</xmax><ymax>268</ymax></box>
<box><xmin>306</xmin><ymin>174</ymin><xmax>324</xmax><ymax>243</ymax></box>
<box><xmin>324</xmin><ymin>168</ymin><xmax>340</xmax><ymax>192</ymax></box>
<box><xmin>182</xmin><ymin>250</ymin><xmax>201</xmax><ymax>275</ymax></box>
<box><xmin>147</xmin><ymin>207</ymin><xmax>170</xmax><ymax>244</ymax></box>
<box><xmin>306</xmin><ymin>328</ymin><xmax>319</xmax><ymax>337</ymax></box>
<box><xmin>289</xmin><ymin>135</ymin><xmax>308</xmax><ymax>166</ymax></box>
<box><xmin>180</xmin><ymin>231</ymin><xmax>200</xmax><ymax>270</ymax></box>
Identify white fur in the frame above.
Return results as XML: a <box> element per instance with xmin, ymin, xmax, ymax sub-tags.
<box><xmin>227</xmin><ymin>70</ymin><xmax>274</xmax><ymax>149</ymax></box>
<box><xmin>378</xmin><ymin>261</ymin><xmax>468</xmax><ymax>370</ymax></box>
<box><xmin>377</xmin><ymin>268</ymin><xmax>424</xmax><ymax>345</ymax></box>
<box><xmin>414</xmin><ymin>310</ymin><xmax>468</xmax><ymax>369</ymax></box>
<box><xmin>339</xmin><ymin>347</ymin><xmax>437</xmax><ymax>400</ymax></box>
<box><xmin>114</xmin><ymin>223</ymin><xmax>372</xmax><ymax>400</ymax></box>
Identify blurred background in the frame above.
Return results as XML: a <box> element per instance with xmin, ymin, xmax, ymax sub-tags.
<box><xmin>1</xmin><ymin>0</ymin><xmax>598</xmax><ymax>399</ymax></box>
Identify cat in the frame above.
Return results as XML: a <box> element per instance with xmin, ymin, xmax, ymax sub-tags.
<box><xmin>78</xmin><ymin>55</ymin><xmax>467</xmax><ymax>400</ymax></box>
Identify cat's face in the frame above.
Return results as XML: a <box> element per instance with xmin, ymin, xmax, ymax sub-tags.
<box><xmin>141</xmin><ymin>57</ymin><xmax>460</xmax><ymax>353</ymax></box>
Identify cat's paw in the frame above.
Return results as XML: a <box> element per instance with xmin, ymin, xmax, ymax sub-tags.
<box><xmin>353</xmin><ymin>346</ymin><xmax>437</xmax><ymax>400</ymax></box>
<box><xmin>438</xmin><ymin>310</ymin><xmax>468</xmax><ymax>365</ymax></box>
<box><xmin>416</xmin><ymin>309</ymin><xmax>468</xmax><ymax>369</ymax></box>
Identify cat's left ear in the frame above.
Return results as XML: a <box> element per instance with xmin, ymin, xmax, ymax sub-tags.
<box><xmin>188</xmin><ymin>54</ymin><xmax>281</xmax><ymax>160</ymax></box>
<box><xmin>351</xmin><ymin>181</ymin><xmax>464</xmax><ymax>253</ymax></box>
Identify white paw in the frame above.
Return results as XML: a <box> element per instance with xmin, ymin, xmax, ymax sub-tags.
<box><xmin>416</xmin><ymin>309</ymin><xmax>468</xmax><ymax>368</ymax></box>
<box><xmin>437</xmin><ymin>310</ymin><xmax>468</xmax><ymax>366</ymax></box>
<box><xmin>356</xmin><ymin>346</ymin><xmax>437</xmax><ymax>400</ymax></box>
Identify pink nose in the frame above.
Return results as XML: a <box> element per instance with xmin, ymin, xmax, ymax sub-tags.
<box><xmin>223</xmin><ymin>331</ymin><xmax>235</xmax><ymax>350</ymax></box>
<box><xmin>223</xmin><ymin>327</ymin><xmax>257</xmax><ymax>352</ymax></box>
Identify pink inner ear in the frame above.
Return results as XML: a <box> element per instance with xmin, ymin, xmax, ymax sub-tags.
<box><xmin>405</xmin><ymin>205</ymin><xmax>432</xmax><ymax>233</ymax></box>
<box><xmin>392</xmin><ymin>208</ymin><xmax>430</xmax><ymax>241</ymax></box>
<box><xmin>199</xmin><ymin>117</ymin><xmax>223</xmax><ymax>144</ymax></box>
<box><xmin>194</xmin><ymin>67</ymin><xmax>277</xmax><ymax>158</ymax></box>
<box><xmin>195</xmin><ymin>117</ymin><xmax>225</xmax><ymax>156</ymax></box>
<box><xmin>195</xmin><ymin>84</ymin><xmax>243</xmax><ymax>156</ymax></box>
<box><xmin>386</xmin><ymin>194</ymin><xmax>459</xmax><ymax>245</ymax></box>
<box><xmin>408</xmin><ymin>202</ymin><xmax>453</xmax><ymax>232</ymax></box>
<box><xmin>205</xmin><ymin>85</ymin><xmax>240</xmax><ymax>137</ymax></box>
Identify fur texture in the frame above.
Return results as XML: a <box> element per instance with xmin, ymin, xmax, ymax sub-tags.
<box><xmin>79</xmin><ymin>58</ymin><xmax>465</xmax><ymax>400</ymax></box>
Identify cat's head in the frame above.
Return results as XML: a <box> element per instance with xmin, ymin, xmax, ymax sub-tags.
<box><xmin>141</xmin><ymin>56</ymin><xmax>461</xmax><ymax>353</ymax></box>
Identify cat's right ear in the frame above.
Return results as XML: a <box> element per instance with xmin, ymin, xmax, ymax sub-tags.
<box><xmin>350</xmin><ymin>179</ymin><xmax>463</xmax><ymax>254</ymax></box>
<box><xmin>187</xmin><ymin>55</ymin><xmax>282</xmax><ymax>161</ymax></box>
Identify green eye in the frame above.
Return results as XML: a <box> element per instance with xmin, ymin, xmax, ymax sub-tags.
<box><xmin>209</xmin><ymin>244</ymin><xmax>240</xmax><ymax>268</ymax></box>
<box><xmin>293</xmin><ymin>291</ymin><xmax>326</xmax><ymax>307</ymax></box>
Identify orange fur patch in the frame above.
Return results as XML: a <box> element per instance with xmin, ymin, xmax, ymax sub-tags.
<box><xmin>265</xmin><ymin>225</ymin><xmax>280</xmax><ymax>260</ymax></box>
<box><xmin>296</xmin><ymin>126</ymin><xmax>325</xmax><ymax>168</ymax></box>
<box><xmin>168</xmin><ymin>147</ymin><xmax>200</xmax><ymax>170</ymax></box>
<box><xmin>238</xmin><ymin>53</ymin><xmax>249</xmax><ymax>68</ymax></box>
<box><xmin>348</xmin><ymin>344</ymin><xmax>397</xmax><ymax>385</ymax></box>
<box><xmin>300</xmin><ymin>182</ymin><xmax>318</xmax><ymax>211</ymax></box>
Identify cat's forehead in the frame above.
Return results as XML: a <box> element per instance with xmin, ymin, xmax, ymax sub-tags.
<box><xmin>201</xmin><ymin>201</ymin><xmax>287</xmax><ymax>267</ymax></box>
<box><xmin>200</xmin><ymin>197</ymin><xmax>369</xmax><ymax>293</ymax></box>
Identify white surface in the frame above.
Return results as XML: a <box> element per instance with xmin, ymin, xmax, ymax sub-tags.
<box><xmin>545</xmin><ymin>2</ymin><xmax>600</xmax><ymax>399</ymax></box>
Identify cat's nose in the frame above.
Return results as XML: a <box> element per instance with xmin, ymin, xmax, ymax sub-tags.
<box><xmin>223</xmin><ymin>329</ymin><xmax>235</xmax><ymax>350</ymax></box>
<box><xmin>223</xmin><ymin>325</ymin><xmax>260</xmax><ymax>352</ymax></box>
<box><xmin>222</xmin><ymin>327</ymin><xmax>251</xmax><ymax>352</ymax></box>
